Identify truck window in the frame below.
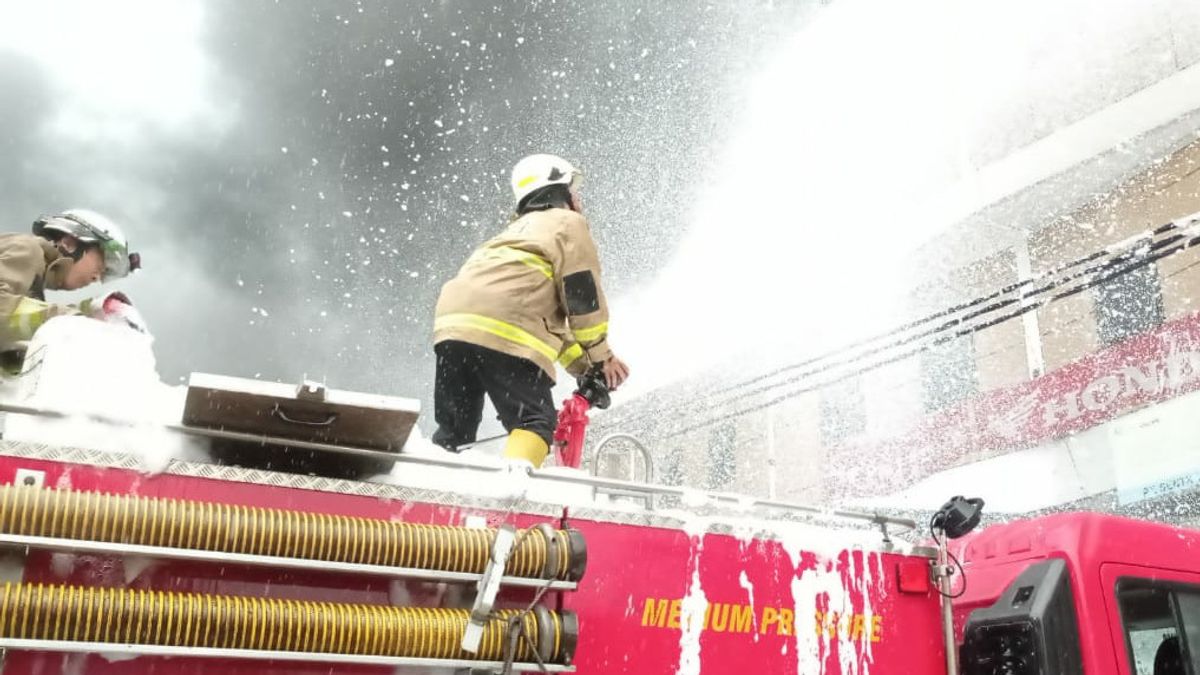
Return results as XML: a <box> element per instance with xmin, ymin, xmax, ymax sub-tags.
<box><xmin>1177</xmin><ymin>594</ymin><xmax>1200</xmax><ymax>675</ymax></box>
<box><xmin>1117</xmin><ymin>580</ymin><xmax>1200</xmax><ymax>675</ymax></box>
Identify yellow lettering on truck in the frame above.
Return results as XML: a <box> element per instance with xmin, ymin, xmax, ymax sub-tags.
<box><xmin>637</xmin><ymin>597</ymin><xmax>884</xmax><ymax>642</ymax></box>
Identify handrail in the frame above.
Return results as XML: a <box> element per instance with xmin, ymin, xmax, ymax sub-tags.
<box><xmin>0</xmin><ymin>401</ymin><xmax>918</xmax><ymax>532</ymax></box>
<box><xmin>590</xmin><ymin>433</ymin><xmax>656</xmax><ymax>509</ymax></box>
<box><xmin>591</xmin><ymin>433</ymin><xmax>654</xmax><ymax>484</ymax></box>
<box><xmin>0</xmin><ymin>639</ymin><xmax>574</xmax><ymax>672</ymax></box>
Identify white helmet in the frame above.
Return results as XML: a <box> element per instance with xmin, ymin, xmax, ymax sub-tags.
<box><xmin>33</xmin><ymin>209</ymin><xmax>141</xmax><ymax>280</ymax></box>
<box><xmin>510</xmin><ymin>154</ymin><xmax>581</xmax><ymax>209</ymax></box>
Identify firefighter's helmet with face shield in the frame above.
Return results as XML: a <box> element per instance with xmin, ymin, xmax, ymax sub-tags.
<box><xmin>33</xmin><ymin>209</ymin><xmax>141</xmax><ymax>280</ymax></box>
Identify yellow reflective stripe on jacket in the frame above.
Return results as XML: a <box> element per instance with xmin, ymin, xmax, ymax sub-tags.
<box><xmin>472</xmin><ymin>246</ymin><xmax>553</xmax><ymax>279</ymax></box>
<box><xmin>435</xmin><ymin>313</ymin><xmax>559</xmax><ymax>361</ymax></box>
<box><xmin>571</xmin><ymin>321</ymin><xmax>608</xmax><ymax>343</ymax></box>
<box><xmin>500</xmin><ymin>247</ymin><xmax>553</xmax><ymax>279</ymax></box>
<box><xmin>558</xmin><ymin>343</ymin><xmax>584</xmax><ymax>369</ymax></box>
<box><xmin>7</xmin><ymin>297</ymin><xmax>51</xmax><ymax>342</ymax></box>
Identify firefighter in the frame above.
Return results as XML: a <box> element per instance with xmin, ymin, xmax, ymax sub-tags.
<box><xmin>433</xmin><ymin>154</ymin><xmax>630</xmax><ymax>466</ymax></box>
<box><xmin>0</xmin><ymin>209</ymin><xmax>142</xmax><ymax>371</ymax></box>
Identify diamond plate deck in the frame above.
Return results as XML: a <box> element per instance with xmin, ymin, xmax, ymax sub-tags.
<box><xmin>0</xmin><ymin>439</ymin><xmax>906</xmax><ymax>549</ymax></box>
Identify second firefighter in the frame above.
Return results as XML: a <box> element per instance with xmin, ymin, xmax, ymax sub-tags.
<box><xmin>432</xmin><ymin>154</ymin><xmax>630</xmax><ymax>466</ymax></box>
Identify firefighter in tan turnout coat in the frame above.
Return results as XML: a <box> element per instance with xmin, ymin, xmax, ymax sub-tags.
<box><xmin>0</xmin><ymin>209</ymin><xmax>141</xmax><ymax>372</ymax></box>
<box><xmin>433</xmin><ymin>154</ymin><xmax>630</xmax><ymax>466</ymax></box>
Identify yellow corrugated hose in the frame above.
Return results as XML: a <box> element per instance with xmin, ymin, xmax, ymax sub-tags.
<box><xmin>0</xmin><ymin>582</ymin><xmax>572</xmax><ymax>663</ymax></box>
<box><xmin>0</xmin><ymin>485</ymin><xmax>582</xmax><ymax>581</ymax></box>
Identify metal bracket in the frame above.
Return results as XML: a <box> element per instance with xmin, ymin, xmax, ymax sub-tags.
<box><xmin>13</xmin><ymin>468</ymin><xmax>43</xmax><ymax>489</ymax></box>
<box><xmin>295</xmin><ymin>380</ymin><xmax>327</xmax><ymax>402</ymax></box>
<box><xmin>462</xmin><ymin>524</ymin><xmax>517</xmax><ymax>653</ymax></box>
<box><xmin>877</xmin><ymin>520</ymin><xmax>894</xmax><ymax>551</ymax></box>
<box><xmin>538</xmin><ymin>523</ymin><xmax>559</xmax><ymax>580</ymax></box>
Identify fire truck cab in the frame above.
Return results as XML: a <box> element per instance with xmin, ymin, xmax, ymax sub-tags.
<box><xmin>955</xmin><ymin>513</ymin><xmax>1200</xmax><ymax>675</ymax></box>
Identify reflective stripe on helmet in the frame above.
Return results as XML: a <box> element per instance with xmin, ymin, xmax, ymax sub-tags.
<box><xmin>510</xmin><ymin>154</ymin><xmax>581</xmax><ymax>208</ymax></box>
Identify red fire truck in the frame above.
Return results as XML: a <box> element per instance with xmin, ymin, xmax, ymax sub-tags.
<box><xmin>0</xmin><ymin>365</ymin><xmax>1192</xmax><ymax>675</ymax></box>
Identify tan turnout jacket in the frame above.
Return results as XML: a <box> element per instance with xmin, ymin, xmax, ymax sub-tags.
<box><xmin>434</xmin><ymin>208</ymin><xmax>613</xmax><ymax>380</ymax></box>
<box><xmin>0</xmin><ymin>234</ymin><xmax>82</xmax><ymax>355</ymax></box>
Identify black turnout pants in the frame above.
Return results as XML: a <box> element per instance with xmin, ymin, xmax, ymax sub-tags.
<box><xmin>432</xmin><ymin>340</ymin><xmax>557</xmax><ymax>451</ymax></box>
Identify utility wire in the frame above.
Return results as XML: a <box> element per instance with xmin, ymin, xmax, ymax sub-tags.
<box><xmin>608</xmin><ymin>214</ymin><xmax>1200</xmax><ymax>437</ymax></box>
<box><xmin>657</xmin><ymin>227</ymin><xmax>1200</xmax><ymax>438</ymax></box>
<box><xmin>613</xmin><ymin>226</ymin><xmax>1165</xmax><ymax>430</ymax></box>
<box><xmin>710</xmin><ymin>220</ymin><xmax>1179</xmax><ymax>397</ymax></box>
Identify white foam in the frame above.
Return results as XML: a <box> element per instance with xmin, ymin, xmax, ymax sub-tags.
<box><xmin>2</xmin><ymin>316</ymin><xmax>205</xmax><ymax>473</ymax></box>
<box><xmin>675</xmin><ymin>548</ymin><xmax>707</xmax><ymax>675</ymax></box>
<box><xmin>122</xmin><ymin>555</ymin><xmax>154</xmax><ymax>584</ymax></box>
<box><xmin>61</xmin><ymin>653</ymin><xmax>86</xmax><ymax>675</ymax></box>
<box><xmin>739</xmin><ymin>570</ymin><xmax>759</xmax><ymax>639</ymax></box>
<box><xmin>679</xmin><ymin>489</ymin><xmax>710</xmax><ymax>509</ymax></box>
<box><xmin>49</xmin><ymin>552</ymin><xmax>75</xmax><ymax>578</ymax></box>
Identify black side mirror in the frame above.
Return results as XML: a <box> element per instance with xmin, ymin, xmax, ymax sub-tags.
<box><xmin>933</xmin><ymin>495</ymin><xmax>985</xmax><ymax>539</ymax></box>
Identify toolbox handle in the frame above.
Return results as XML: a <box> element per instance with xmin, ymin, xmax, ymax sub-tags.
<box><xmin>271</xmin><ymin>404</ymin><xmax>339</xmax><ymax>427</ymax></box>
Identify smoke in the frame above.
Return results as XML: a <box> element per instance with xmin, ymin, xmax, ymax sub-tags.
<box><xmin>0</xmin><ymin>0</ymin><xmax>822</xmax><ymax>435</ymax></box>
<box><xmin>8</xmin><ymin>0</ymin><xmax>1191</xmax><ymax>450</ymax></box>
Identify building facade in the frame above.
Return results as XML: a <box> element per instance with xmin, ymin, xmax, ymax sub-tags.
<box><xmin>590</xmin><ymin>135</ymin><xmax>1200</xmax><ymax>518</ymax></box>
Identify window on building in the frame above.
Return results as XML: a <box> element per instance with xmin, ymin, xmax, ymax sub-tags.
<box><xmin>1094</xmin><ymin>262</ymin><xmax>1164</xmax><ymax>347</ymax></box>
<box><xmin>705</xmin><ymin>422</ymin><xmax>736</xmax><ymax>490</ymax></box>
<box><xmin>819</xmin><ymin>376</ymin><xmax>866</xmax><ymax>447</ymax></box>
<box><xmin>1117</xmin><ymin>579</ymin><xmax>1200</xmax><ymax>675</ymax></box>
<box><xmin>920</xmin><ymin>335</ymin><xmax>977</xmax><ymax>412</ymax></box>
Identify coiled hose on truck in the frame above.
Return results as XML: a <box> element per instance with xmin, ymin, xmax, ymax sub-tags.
<box><xmin>0</xmin><ymin>582</ymin><xmax>576</xmax><ymax>664</ymax></box>
<box><xmin>0</xmin><ymin>485</ymin><xmax>586</xmax><ymax>581</ymax></box>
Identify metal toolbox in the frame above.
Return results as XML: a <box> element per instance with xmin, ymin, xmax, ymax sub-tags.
<box><xmin>181</xmin><ymin>373</ymin><xmax>420</xmax><ymax>480</ymax></box>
